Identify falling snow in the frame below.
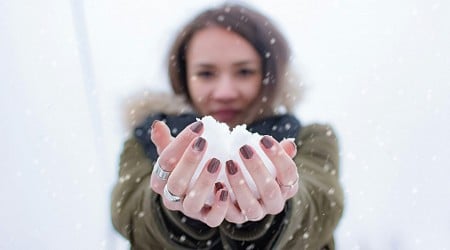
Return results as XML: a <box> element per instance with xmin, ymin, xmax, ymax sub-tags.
<box><xmin>3</xmin><ymin>1</ymin><xmax>450</xmax><ymax>250</ymax></box>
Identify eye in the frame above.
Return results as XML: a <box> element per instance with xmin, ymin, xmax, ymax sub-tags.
<box><xmin>196</xmin><ymin>71</ymin><xmax>215</xmax><ymax>79</ymax></box>
<box><xmin>237</xmin><ymin>68</ymin><xmax>256</xmax><ymax>77</ymax></box>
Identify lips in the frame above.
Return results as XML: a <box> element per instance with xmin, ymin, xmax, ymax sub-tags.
<box><xmin>212</xmin><ymin>109</ymin><xmax>238</xmax><ymax>123</ymax></box>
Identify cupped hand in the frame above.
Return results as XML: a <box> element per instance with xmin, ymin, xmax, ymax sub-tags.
<box><xmin>150</xmin><ymin>120</ymin><xmax>229</xmax><ymax>227</ymax></box>
<box><xmin>224</xmin><ymin>135</ymin><xmax>299</xmax><ymax>224</ymax></box>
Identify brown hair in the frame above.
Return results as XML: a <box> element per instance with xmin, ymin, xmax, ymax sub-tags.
<box><xmin>168</xmin><ymin>3</ymin><xmax>293</xmax><ymax>118</ymax></box>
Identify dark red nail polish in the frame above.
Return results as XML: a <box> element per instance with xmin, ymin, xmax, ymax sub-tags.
<box><xmin>240</xmin><ymin>145</ymin><xmax>253</xmax><ymax>159</ymax></box>
<box><xmin>261</xmin><ymin>136</ymin><xmax>273</xmax><ymax>149</ymax></box>
<box><xmin>214</xmin><ymin>182</ymin><xmax>224</xmax><ymax>192</ymax></box>
<box><xmin>192</xmin><ymin>137</ymin><xmax>206</xmax><ymax>151</ymax></box>
<box><xmin>226</xmin><ymin>160</ymin><xmax>237</xmax><ymax>175</ymax></box>
<box><xmin>190</xmin><ymin>121</ymin><xmax>203</xmax><ymax>133</ymax></box>
<box><xmin>207</xmin><ymin>158</ymin><xmax>220</xmax><ymax>173</ymax></box>
<box><xmin>219</xmin><ymin>190</ymin><xmax>228</xmax><ymax>201</ymax></box>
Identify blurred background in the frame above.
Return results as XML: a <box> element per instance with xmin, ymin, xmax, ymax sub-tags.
<box><xmin>1</xmin><ymin>0</ymin><xmax>449</xmax><ymax>249</ymax></box>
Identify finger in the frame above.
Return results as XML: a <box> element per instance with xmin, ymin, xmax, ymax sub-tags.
<box><xmin>151</xmin><ymin>124</ymin><xmax>205</xmax><ymax>195</ymax></box>
<box><xmin>161</xmin><ymin>193</ymin><xmax>184</xmax><ymax>211</ymax></box>
<box><xmin>239</xmin><ymin>144</ymin><xmax>284</xmax><ymax>215</ymax></box>
<box><xmin>155</xmin><ymin>121</ymin><xmax>204</xmax><ymax>173</ymax></box>
<box><xmin>150</xmin><ymin>167</ymin><xmax>168</xmax><ymax>193</ymax></box>
<box><xmin>183</xmin><ymin>158</ymin><xmax>221</xmax><ymax>214</ymax></box>
<box><xmin>150</xmin><ymin>120</ymin><xmax>173</xmax><ymax>155</ymax></box>
<box><xmin>166</xmin><ymin>136</ymin><xmax>207</xmax><ymax>199</ymax></box>
<box><xmin>279</xmin><ymin>138</ymin><xmax>297</xmax><ymax>158</ymax></box>
<box><xmin>202</xmin><ymin>188</ymin><xmax>229</xmax><ymax>227</ymax></box>
<box><xmin>225</xmin><ymin>160</ymin><xmax>264</xmax><ymax>221</ymax></box>
<box><xmin>149</xmin><ymin>120</ymin><xmax>177</xmax><ymax>193</ymax></box>
<box><xmin>260</xmin><ymin>136</ymin><xmax>299</xmax><ymax>198</ymax></box>
<box><xmin>225</xmin><ymin>202</ymin><xmax>247</xmax><ymax>224</ymax></box>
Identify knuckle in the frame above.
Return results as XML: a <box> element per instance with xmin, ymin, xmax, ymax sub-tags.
<box><xmin>162</xmin><ymin>199</ymin><xmax>178</xmax><ymax>211</ymax></box>
<box><xmin>167</xmin><ymin>179</ymin><xmax>189</xmax><ymax>195</ymax></box>
<box><xmin>183</xmin><ymin>195</ymin><xmax>204</xmax><ymax>214</ymax></box>
<box><xmin>182</xmin><ymin>209</ymin><xmax>196</xmax><ymax>219</ymax></box>
<box><xmin>281</xmin><ymin>164</ymin><xmax>297</xmax><ymax>179</ymax></box>
<box><xmin>260</xmin><ymin>181</ymin><xmax>279</xmax><ymax>198</ymax></box>
<box><xmin>150</xmin><ymin>179</ymin><xmax>163</xmax><ymax>192</ymax></box>
<box><xmin>159</xmin><ymin>157</ymin><xmax>177</xmax><ymax>170</ymax></box>
<box><xmin>196</xmin><ymin>175</ymin><xmax>213</xmax><ymax>190</ymax></box>
<box><xmin>244</xmin><ymin>209</ymin><xmax>260</xmax><ymax>220</ymax></box>
<box><xmin>267</xmin><ymin>203</ymin><xmax>284</xmax><ymax>215</ymax></box>
<box><xmin>183</xmin><ymin>203</ymin><xmax>198</xmax><ymax>215</ymax></box>
<box><xmin>283</xmin><ymin>187</ymin><xmax>298</xmax><ymax>199</ymax></box>
<box><xmin>225</xmin><ymin>215</ymin><xmax>237</xmax><ymax>224</ymax></box>
<box><xmin>288</xmin><ymin>164</ymin><xmax>298</xmax><ymax>176</ymax></box>
<box><xmin>206</xmin><ymin>219</ymin><xmax>220</xmax><ymax>228</ymax></box>
<box><xmin>183</xmin><ymin>154</ymin><xmax>200</xmax><ymax>166</ymax></box>
<box><xmin>249</xmin><ymin>161</ymin><xmax>264</xmax><ymax>172</ymax></box>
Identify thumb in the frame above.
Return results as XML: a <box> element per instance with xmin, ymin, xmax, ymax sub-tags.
<box><xmin>150</xmin><ymin>120</ymin><xmax>173</xmax><ymax>155</ymax></box>
<box><xmin>279</xmin><ymin>138</ymin><xmax>297</xmax><ymax>158</ymax></box>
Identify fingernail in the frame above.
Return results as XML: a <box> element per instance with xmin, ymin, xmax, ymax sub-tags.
<box><xmin>190</xmin><ymin>121</ymin><xmax>203</xmax><ymax>133</ymax></box>
<box><xmin>240</xmin><ymin>145</ymin><xmax>253</xmax><ymax>159</ymax></box>
<box><xmin>192</xmin><ymin>137</ymin><xmax>206</xmax><ymax>151</ymax></box>
<box><xmin>219</xmin><ymin>190</ymin><xmax>228</xmax><ymax>201</ymax></box>
<box><xmin>261</xmin><ymin>136</ymin><xmax>273</xmax><ymax>149</ymax></box>
<box><xmin>214</xmin><ymin>182</ymin><xmax>224</xmax><ymax>192</ymax></box>
<box><xmin>207</xmin><ymin>158</ymin><xmax>220</xmax><ymax>173</ymax></box>
<box><xmin>151</xmin><ymin>120</ymin><xmax>159</xmax><ymax>130</ymax></box>
<box><xmin>290</xmin><ymin>140</ymin><xmax>297</xmax><ymax>151</ymax></box>
<box><xmin>226</xmin><ymin>160</ymin><xmax>237</xmax><ymax>175</ymax></box>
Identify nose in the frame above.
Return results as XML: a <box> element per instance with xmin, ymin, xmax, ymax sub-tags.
<box><xmin>211</xmin><ymin>75</ymin><xmax>238</xmax><ymax>101</ymax></box>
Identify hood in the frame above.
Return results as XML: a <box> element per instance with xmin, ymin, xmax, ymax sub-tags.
<box><xmin>122</xmin><ymin>91</ymin><xmax>193</xmax><ymax>130</ymax></box>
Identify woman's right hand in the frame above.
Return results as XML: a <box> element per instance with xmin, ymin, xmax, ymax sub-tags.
<box><xmin>150</xmin><ymin>120</ymin><xmax>229</xmax><ymax>227</ymax></box>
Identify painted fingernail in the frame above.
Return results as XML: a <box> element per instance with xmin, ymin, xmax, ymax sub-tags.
<box><xmin>261</xmin><ymin>136</ymin><xmax>273</xmax><ymax>149</ymax></box>
<box><xmin>226</xmin><ymin>160</ymin><xmax>237</xmax><ymax>175</ymax></box>
<box><xmin>151</xmin><ymin>120</ymin><xmax>159</xmax><ymax>130</ymax></box>
<box><xmin>207</xmin><ymin>158</ymin><xmax>220</xmax><ymax>173</ymax></box>
<box><xmin>290</xmin><ymin>140</ymin><xmax>297</xmax><ymax>151</ymax></box>
<box><xmin>240</xmin><ymin>145</ymin><xmax>253</xmax><ymax>159</ymax></box>
<box><xmin>190</xmin><ymin>121</ymin><xmax>203</xmax><ymax>133</ymax></box>
<box><xmin>219</xmin><ymin>190</ymin><xmax>228</xmax><ymax>201</ymax></box>
<box><xmin>214</xmin><ymin>182</ymin><xmax>224</xmax><ymax>192</ymax></box>
<box><xmin>192</xmin><ymin>137</ymin><xmax>206</xmax><ymax>151</ymax></box>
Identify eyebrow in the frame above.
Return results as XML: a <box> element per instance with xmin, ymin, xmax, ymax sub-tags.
<box><xmin>193</xmin><ymin>60</ymin><xmax>259</xmax><ymax>68</ymax></box>
<box><xmin>233</xmin><ymin>60</ymin><xmax>258</xmax><ymax>66</ymax></box>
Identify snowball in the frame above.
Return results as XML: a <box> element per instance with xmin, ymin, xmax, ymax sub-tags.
<box><xmin>189</xmin><ymin>116</ymin><xmax>279</xmax><ymax>204</ymax></box>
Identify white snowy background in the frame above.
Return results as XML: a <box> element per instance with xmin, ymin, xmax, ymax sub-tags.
<box><xmin>1</xmin><ymin>0</ymin><xmax>449</xmax><ymax>249</ymax></box>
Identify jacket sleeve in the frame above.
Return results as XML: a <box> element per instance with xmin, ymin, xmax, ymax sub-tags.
<box><xmin>111</xmin><ymin>138</ymin><xmax>219</xmax><ymax>249</ymax></box>
<box><xmin>275</xmin><ymin>123</ymin><xmax>344</xmax><ymax>249</ymax></box>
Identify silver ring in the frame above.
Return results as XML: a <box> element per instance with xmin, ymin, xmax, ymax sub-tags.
<box><xmin>163</xmin><ymin>184</ymin><xmax>182</xmax><ymax>202</ymax></box>
<box><xmin>154</xmin><ymin>159</ymin><xmax>171</xmax><ymax>181</ymax></box>
<box><xmin>277</xmin><ymin>175</ymin><xmax>299</xmax><ymax>189</ymax></box>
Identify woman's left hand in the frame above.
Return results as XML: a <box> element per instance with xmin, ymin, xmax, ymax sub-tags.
<box><xmin>224</xmin><ymin>135</ymin><xmax>298</xmax><ymax>224</ymax></box>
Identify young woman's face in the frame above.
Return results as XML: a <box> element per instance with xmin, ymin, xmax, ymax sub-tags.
<box><xmin>186</xmin><ymin>26</ymin><xmax>262</xmax><ymax>127</ymax></box>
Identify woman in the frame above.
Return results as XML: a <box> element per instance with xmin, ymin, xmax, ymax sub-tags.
<box><xmin>111</xmin><ymin>3</ymin><xmax>343</xmax><ymax>249</ymax></box>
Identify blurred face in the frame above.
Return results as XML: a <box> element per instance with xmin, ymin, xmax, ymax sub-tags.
<box><xmin>186</xmin><ymin>26</ymin><xmax>262</xmax><ymax>127</ymax></box>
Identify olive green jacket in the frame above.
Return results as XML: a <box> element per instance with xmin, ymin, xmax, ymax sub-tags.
<box><xmin>111</xmin><ymin>119</ymin><xmax>344</xmax><ymax>249</ymax></box>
